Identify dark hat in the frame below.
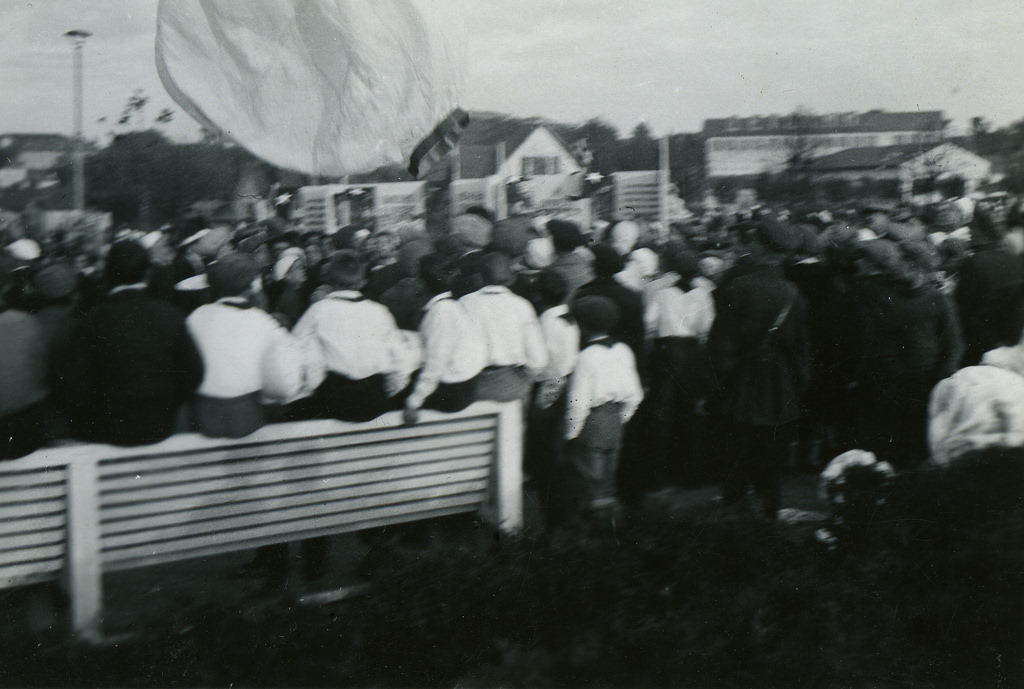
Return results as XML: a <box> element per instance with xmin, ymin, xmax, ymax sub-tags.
<box><xmin>208</xmin><ymin>252</ymin><xmax>258</xmax><ymax>298</ymax></box>
<box><xmin>325</xmin><ymin>250</ymin><xmax>366</xmax><ymax>289</ymax></box>
<box><xmin>536</xmin><ymin>266</ymin><xmax>569</xmax><ymax>305</ymax></box>
<box><xmin>547</xmin><ymin>219</ymin><xmax>585</xmax><ymax>252</ymax></box>
<box><xmin>755</xmin><ymin>217</ymin><xmax>801</xmax><ymax>254</ymax></box>
<box><xmin>34</xmin><ymin>262</ymin><xmax>77</xmax><ymax>300</ymax></box>
<box><xmin>572</xmin><ymin>295</ymin><xmax>619</xmax><ymax>335</ymax></box>
<box><xmin>490</xmin><ymin>216</ymin><xmax>532</xmax><ymax>257</ymax></box>
<box><xmin>419</xmin><ymin>252</ymin><xmax>454</xmax><ymax>293</ymax></box>
<box><xmin>665</xmin><ymin>247</ymin><xmax>699</xmax><ymax>279</ymax></box>
<box><xmin>106</xmin><ymin>239</ymin><xmax>151</xmax><ymax>286</ymax></box>
<box><xmin>590</xmin><ymin>243</ymin><xmax>625</xmax><ymax>277</ymax></box>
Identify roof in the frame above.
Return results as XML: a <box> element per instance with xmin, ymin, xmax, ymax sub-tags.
<box><xmin>0</xmin><ymin>133</ymin><xmax>72</xmax><ymax>153</ymax></box>
<box><xmin>452</xmin><ymin>112</ymin><xmax>579</xmax><ymax>178</ymax></box>
<box><xmin>702</xmin><ymin>110</ymin><xmax>946</xmax><ymax>138</ymax></box>
<box><xmin>811</xmin><ymin>144</ymin><xmax>942</xmax><ymax>171</ymax></box>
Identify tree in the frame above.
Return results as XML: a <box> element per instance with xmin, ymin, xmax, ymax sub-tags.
<box><xmin>617</xmin><ymin>121</ymin><xmax>658</xmax><ymax>170</ymax></box>
<box><xmin>564</xmin><ymin>118</ymin><xmax>620</xmax><ymax>175</ymax></box>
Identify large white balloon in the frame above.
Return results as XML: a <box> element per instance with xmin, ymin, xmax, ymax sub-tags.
<box><xmin>156</xmin><ymin>0</ymin><xmax>467</xmax><ymax>177</ymax></box>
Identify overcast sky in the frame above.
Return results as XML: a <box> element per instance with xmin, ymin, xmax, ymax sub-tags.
<box><xmin>2</xmin><ymin>0</ymin><xmax>1023</xmax><ymax>144</ymax></box>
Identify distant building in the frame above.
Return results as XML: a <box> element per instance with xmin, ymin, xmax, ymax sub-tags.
<box><xmin>812</xmin><ymin>142</ymin><xmax>993</xmax><ymax>198</ymax></box>
<box><xmin>702</xmin><ymin>110</ymin><xmax>946</xmax><ymax>179</ymax></box>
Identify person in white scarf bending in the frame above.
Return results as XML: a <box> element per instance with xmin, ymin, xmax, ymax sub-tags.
<box><xmin>928</xmin><ymin>285</ymin><xmax>1024</xmax><ymax>464</ymax></box>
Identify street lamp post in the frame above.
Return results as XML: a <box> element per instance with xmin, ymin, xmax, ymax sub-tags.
<box><xmin>64</xmin><ymin>29</ymin><xmax>91</xmax><ymax>212</ymax></box>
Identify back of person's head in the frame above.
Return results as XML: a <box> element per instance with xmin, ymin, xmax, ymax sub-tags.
<box><xmin>481</xmin><ymin>251</ymin><xmax>514</xmax><ymax>287</ymax></box>
<box><xmin>572</xmin><ymin>295</ymin><xmax>620</xmax><ymax>336</ymax></box>
<box><xmin>609</xmin><ymin>221</ymin><xmax>640</xmax><ymax>256</ymax></box>
<box><xmin>536</xmin><ymin>267</ymin><xmax>570</xmax><ymax>308</ymax></box>
<box><xmin>665</xmin><ymin>246</ymin><xmax>699</xmax><ymax>283</ymax></box>
<box><xmin>590</xmin><ymin>243</ymin><xmax>625</xmax><ymax>278</ymax></box>
<box><xmin>105</xmin><ymin>239</ymin><xmax>150</xmax><ymax>287</ymax></box>
<box><xmin>547</xmin><ymin>219</ymin><xmax>585</xmax><ymax>253</ymax></box>
<box><xmin>490</xmin><ymin>216</ymin><xmax>532</xmax><ymax>259</ymax></box>
<box><xmin>208</xmin><ymin>252</ymin><xmax>258</xmax><ymax>299</ymax></box>
<box><xmin>33</xmin><ymin>261</ymin><xmax>78</xmax><ymax>304</ymax></box>
<box><xmin>419</xmin><ymin>252</ymin><xmax>453</xmax><ymax>295</ymax></box>
<box><xmin>325</xmin><ymin>250</ymin><xmax>367</xmax><ymax>290</ymax></box>
<box><xmin>398</xmin><ymin>237</ymin><xmax>432</xmax><ymax>278</ymax></box>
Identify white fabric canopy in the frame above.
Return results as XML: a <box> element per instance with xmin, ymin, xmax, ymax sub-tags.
<box><xmin>156</xmin><ymin>0</ymin><xmax>466</xmax><ymax>176</ymax></box>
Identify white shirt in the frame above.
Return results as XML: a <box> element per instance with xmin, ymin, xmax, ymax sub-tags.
<box><xmin>645</xmin><ymin>277</ymin><xmax>716</xmax><ymax>341</ymax></box>
<box><xmin>292</xmin><ymin>290</ymin><xmax>419</xmax><ymax>394</ymax></box>
<box><xmin>186</xmin><ymin>299</ymin><xmax>305</xmax><ymax>401</ymax></box>
<box><xmin>564</xmin><ymin>338</ymin><xmax>644</xmax><ymax>440</ymax></box>
<box><xmin>460</xmin><ymin>285</ymin><xmax>548</xmax><ymax>376</ymax></box>
<box><xmin>535</xmin><ymin>304</ymin><xmax>579</xmax><ymax>409</ymax></box>
<box><xmin>408</xmin><ymin>292</ymin><xmax>487</xmax><ymax>409</ymax></box>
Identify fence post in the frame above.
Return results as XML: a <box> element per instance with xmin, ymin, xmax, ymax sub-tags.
<box><xmin>66</xmin><ymin>458</ymin><xmax>103</xmax><ymax>642</ymax></box>
<box><xmin>492</xmin><ymin>401</ymin><xmax>523</xmax><ymax>534</ymax></box>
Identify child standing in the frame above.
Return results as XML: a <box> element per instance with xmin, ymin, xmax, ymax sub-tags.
<box><xmin>560</xmin><ymin>296</ymin><xmax>644</xmax><ymax>522</ymax></box>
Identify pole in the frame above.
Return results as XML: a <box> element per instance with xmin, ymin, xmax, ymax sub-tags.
<box><xmin>659</xmin><ymin>135</ymin><xmax>670</xmax><ymax>228</ymax></box>
<box><xmin>65</xmin><ymin>30</ymin><xmax>91</xmax><ymax>212</ymax></box>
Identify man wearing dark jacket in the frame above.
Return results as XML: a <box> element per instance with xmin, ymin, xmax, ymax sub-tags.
<box><xmin>58</xmin><ymin>239</ymin><xmax>204</xmax><ymax>446</ymax></box>
<box><xmin>709</xmin><ymin>218</ymin><xmax>811</xmax><ymax>519</ymax></box>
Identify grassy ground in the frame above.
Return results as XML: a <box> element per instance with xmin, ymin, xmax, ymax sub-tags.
<box><xmin>0</xmin><ymin>463</ymin><xmax>1019</xmax><ymax>688</ymax></box>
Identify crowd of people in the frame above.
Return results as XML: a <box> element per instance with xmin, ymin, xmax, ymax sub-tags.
<box><xmin>1</xmin><ymin>194</ymin><xmax>1023</xmax><ymax>527</ymax></box>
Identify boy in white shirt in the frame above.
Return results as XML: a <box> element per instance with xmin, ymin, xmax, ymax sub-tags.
<box><xmin>404</xmin><ymin>253</ymin><xmax>487</xmax><ymax>425</ymax></box>
<box><xmin>460</xmin><ymin>251</ymin><xmax>548</xmax><ymax>407</ymax></box>
<box><xmin>561</xmin><ymin>296</ymin><xmax>644</xmax><ymax>521</ymax></box>
<box><xmin>186</xmin><ymin>252</ymin><xmax>306</xmax><ymax>438</ymax></box>
<box><xmin>292</xmin><ymin>250</ymin><xmax>417</xmax><ymax>422</ymax></box>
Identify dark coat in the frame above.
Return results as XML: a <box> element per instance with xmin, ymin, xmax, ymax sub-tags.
<box><xmin>574</xmin><ymin>276</ymin><xmax>646</xmax><ymax>362</ymax></box>
<box><xmin>955</xmin><ymin>248</ymin><xmax>1024</xmax><ymax>366</ymax></box>
<box><xmin>57</xmin><ymin>288</ymin><xmax>204</xmax><ymax>446</ymax></box>
<box><xmin>708</xmin><ymin>264</ymin><xmax>810</xmax><ymax>426</ymax></box>
<box><xmin>849</xmin><ymin>276</ymin><xmax>963</xmax><ymax>392</ymax></box>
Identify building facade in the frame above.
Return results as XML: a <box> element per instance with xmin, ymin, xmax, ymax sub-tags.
<box><xmin>703</xmin><ymin>110</ymin><xmax>947</xmax><ymax>179</ymax></box>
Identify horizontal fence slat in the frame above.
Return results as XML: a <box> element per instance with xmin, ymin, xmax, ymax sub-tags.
<box><xmin>102</xmin><ymin>467</ymin><xmax>490</xmax><ymax>536</ymax></box>
<box><xmin>0</xmin><ymin>513</ymin><xmax>67</xmax><ymax>538</ymax></box>
<box><xmin>0</xmin><ymin>500</ymin><xmax>65</xmax><ymax>523</ymax></box>
<box><xmin>103</xmin><ymin>493</ymin><xmax>483</xmax><ymax>565</ymax></box>
<box><xmin>103</xmin><ymin>503</ymin><xmax>477</xmax><ymax>572</ymax></box>
<box><xmin>0</xmin><ymin>560</ymin><xmax>64</xmax><ymax>589</ymax></box>
<box><xmin>0</xmin><ymin>485</ymin><xmax>67</xmax><ymax>503</ymax></box>
<box><xmin>0</xmin><ymin>468</ymin><xmax>67</xmax><ymax>490</ymax></box>
<box><xmin>99</xmin><ymin>430</ymin><xmax>494</xmax><ymax>493</ymax></box>
<box><xmin>98</xmin><ymin>417</ymin><xmax>496</xmax><ymax>478</ymax></box>
<box><xmin>101</xmin><ymin>457</ymin><xmax>491</xmax><ymax>525</ymax></box>
<box><xmin>102</xmin><ymin>480</ymin><xmax>488</xmax><ymax>550</ymax></box>
<box><xmin>100</xmin><ymin>440</ymin><xmax>493</xmax><ymax>506</ymax></box>
<box><xmin>0</xmin><ymin>542</ymin><xmax>65</xmax><ymax>563</ymax></box>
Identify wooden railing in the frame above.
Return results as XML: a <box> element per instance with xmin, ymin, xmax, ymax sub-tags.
<box><xmin>0</xmin><ymin>402</ymin><xmax>523</xmax><ymax>640</ymax></box>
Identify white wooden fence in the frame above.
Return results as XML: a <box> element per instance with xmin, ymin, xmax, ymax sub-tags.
<box><xmin>0</xmin><ymin>402</ymin><xmax>523</xmax><ymax>640</ymax></box>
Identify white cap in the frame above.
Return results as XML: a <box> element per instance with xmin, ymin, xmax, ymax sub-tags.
<box><xmin>6</xmin><ymin>238</ymin><xmax>41</xmax><ymax>261</ymax></box>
